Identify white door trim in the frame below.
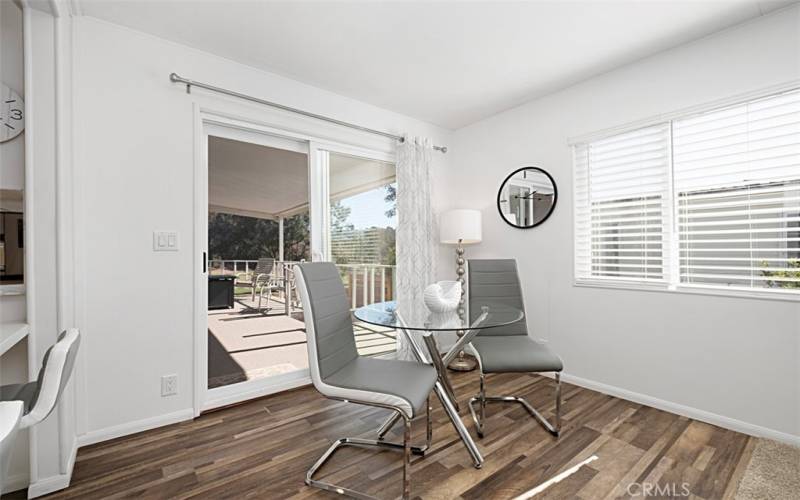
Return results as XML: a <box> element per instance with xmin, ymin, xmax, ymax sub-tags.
<box><xmin>307</xmin><ymin>142</ymin><xmax>394</xmax><ymax>262</ymax></box>
<box><xmin>192</xmin><ymin>107</ymin><xmax>397</xmax><ymax>416</ymax></box>
<box><xmin>192</xmin><ymin>103</ymin><xmax>207</xmax><ymax>417</ymax></box>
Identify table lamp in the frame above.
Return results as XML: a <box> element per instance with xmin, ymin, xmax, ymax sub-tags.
<box><xmin>440</xmin><ymin>209</ymin><xmax>482</xmax><ymax>371</ymax></box>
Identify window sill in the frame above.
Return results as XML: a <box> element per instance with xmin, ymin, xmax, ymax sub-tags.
<box><xmin>574</xmin><ymin>279</ymin><xmax>800</xmax><ymax>303</ymax></box>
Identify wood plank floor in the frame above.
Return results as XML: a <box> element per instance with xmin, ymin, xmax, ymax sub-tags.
<box><xmin>38</xmin><ymin>371</ymin><xmax>753</xmax><ymax>499</ymax></box>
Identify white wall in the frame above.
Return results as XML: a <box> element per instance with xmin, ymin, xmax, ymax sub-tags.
<box><xmin>0</xmin><ymin>0</ymin><xmax>30</xmax><ymax>491</ymax></box>
<box><xmin>24</xmin><ymin>7</ymin><xmax>81</xmax><ymax>496</ymax></box>
<box><xmin>0</xmin><ymin>0</ymin><xmax>25</xmax><ymax>191</ymax></box>
<box><xmin>446</xmin><ymin>6</ymin><xmax>800</xmax><ymax>441</ymax></box>
<box><xmin>71</xmin><ymin>17</ymin><xmax>451</xmax><ymax>441</ymax></box>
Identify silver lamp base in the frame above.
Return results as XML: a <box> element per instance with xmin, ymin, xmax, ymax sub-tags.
<box><xmin>448</xmin><ymin>239</ymin><xmax>477</xmax><ymax>372</ymax></box>
<box><xmin>448</xmin><ymin>351</ymin><xmax>477</xmax><ymax>372</ymax></box>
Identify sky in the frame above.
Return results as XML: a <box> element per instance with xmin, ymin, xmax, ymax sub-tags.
<box><xmin>338</xmin><ymin>183</ymin><xmax>396</xmax><ymax>229</ymax></box>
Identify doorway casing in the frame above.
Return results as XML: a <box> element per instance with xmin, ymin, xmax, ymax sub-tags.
<box><xmin>193</xmin><ymin>105</ymin><xmax>396</xmax><ymax>415</ymax></box>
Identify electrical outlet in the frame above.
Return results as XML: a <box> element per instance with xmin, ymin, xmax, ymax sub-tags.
<box><xmin>161</xmin><ymin>374</ymin><xmax>178</xmax><ymax>396</ymax></box>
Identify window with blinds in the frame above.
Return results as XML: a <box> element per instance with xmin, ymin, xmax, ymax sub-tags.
<box><xmin>574</xmin><ymin>124</ymin><xmax>671</xmax><ymax>284</ymax></box>
<box><xmin>673</xmin><ymin>90</ymin><xmax>800</xmax><ymax>290</ymax></box>
<box><xmin>573</xmin><ymin>88</ymin><xmax>800</xmax><ymax>295</ymax></box>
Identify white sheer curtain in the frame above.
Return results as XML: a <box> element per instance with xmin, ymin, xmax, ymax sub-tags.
<box><xmin>395</xmin><ymin>136</ymin><xmax>437</xmax><ymax>360</ymax></box>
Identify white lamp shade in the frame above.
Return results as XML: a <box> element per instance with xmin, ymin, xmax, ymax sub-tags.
<box><xmin>440</xmin><ymin>209</ymin><xmax>482</xmax><ymax>244</ymax></box>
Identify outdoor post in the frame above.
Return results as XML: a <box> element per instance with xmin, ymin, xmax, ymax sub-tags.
<box><xmin>278</xmin><ymin>216</ymin><xmax>284</xmax><ymax>262</ymax></box>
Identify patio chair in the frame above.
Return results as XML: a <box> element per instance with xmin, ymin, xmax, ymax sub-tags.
<box><xmin>282</xmin><ymin>263</ymin><xmax>303</xmax><ymax>310</ymax></box>
<box><xmin>236</xmin><ymin>258</ymin><xmax>279</xmax><ymax>304</ymax></box>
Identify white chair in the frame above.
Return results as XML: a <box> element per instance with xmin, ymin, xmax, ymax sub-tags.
<box><xmin>0</xmin><ymin>400</ymin><xmax>24</xmax><ymax>496</ymax></box>
<box><xmin>0</xmin><ymin>328</ymin><xmax>81</xmax><ymax>430</ymax></box>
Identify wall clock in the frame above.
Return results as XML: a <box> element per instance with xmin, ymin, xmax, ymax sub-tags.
<box><xmin>0</xmin><ymin>83</ymin><xmax>25</xmax><ymax>143</ymax></box>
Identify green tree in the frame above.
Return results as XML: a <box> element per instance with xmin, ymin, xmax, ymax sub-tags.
<box><xmin>208</xmin><ymin>213</ymin><xmax>277</xmax><ymax>260</ymax></box>
<box><xmin>282</xmin><ymin>212</ymin><xmax>311</xmax><ymax>261</ymax></box>
<box><xmin>384</xmin><ymin>183</ymin><xmax>396</xmax><ymax>218</ymax></box>
<box><xmin>761</xmin><ymin>259</ymin><xmax>800</xmax><ymax>289</ymax></box>
<box><xmin>330</xmin><ymin>201</ymin><xmax>355</xmax><ymax>264</ymax></box>
<box><xmin>208</xmin><ymin>211</ymin><xmax>310</xmax><ymax>262</ymax></box>
<box><xmin>381</xmin><ymin>227</ymin><xmax>396</xmax><ymax>266</ymax></box>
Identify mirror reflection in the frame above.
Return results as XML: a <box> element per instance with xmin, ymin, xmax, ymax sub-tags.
<box><xmin>497</xmin><ymin>167</ymin><xmax>557</xmax><ymax>228</ymax></box>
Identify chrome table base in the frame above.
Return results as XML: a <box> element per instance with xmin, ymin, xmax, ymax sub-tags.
<box><xmin>377</xmin><ymin>310</ymin><xmax>491</xmax><ymax>469</ymax></box>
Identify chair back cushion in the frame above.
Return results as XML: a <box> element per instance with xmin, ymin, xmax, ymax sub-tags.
<box><xmin>294</xmin><ymin>263</ymin><xmax>358</xmax><ymax>382</ymax></box>
<box><xmin>468</xmin><ymin>259</ymin><xmax>528</xmax><ymax>337</ymax></box>
<box><xmin>22</xmin><ymin>328</ymin><xmax>80</xmax><ymax>428</ymax></box>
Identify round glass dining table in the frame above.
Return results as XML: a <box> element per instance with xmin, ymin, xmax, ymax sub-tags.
<box><xmin>353</xmin><ymin>300</ymin><xmax>524</xmax><ymax>468</ymax></box>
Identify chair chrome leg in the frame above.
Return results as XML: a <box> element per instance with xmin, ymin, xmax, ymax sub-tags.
<box><xmin>377</xmin><ymin>412</ymin><xmax>401</xmax><ymax>440</ymax></box>
<box><xmin>468</xmin><ymin>372</ymin><xmax>562</xmax><ymax>438</ymax></box>
<box><xmin>307</xmin><ymin>412</ymin><xmax>424</xmax><ymax>499</ymax></box>
<box><xmin>378</xmin><ymin>396</ymin><xmax>433</xmax><ymax>450</ymax></box>
<box><xmin>477</xmin><ymin>372</ymin><xmax>486</xmax><ymax>437</ymax></box>
<box><xmin>403</xmin><ymin>415</ymin><xmax>412</xmax><ymax>500</ymax></box>
<box><xmin>555</xmin><ymin>372</ymin><xmax>561</xmax><ymax>433</ymax></box>
<box><xmin>425</xmin><ymin>396</ymin><xmax>433</xmax><ymax>449</ymax></box>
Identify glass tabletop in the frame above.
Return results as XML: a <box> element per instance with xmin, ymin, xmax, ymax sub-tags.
<box><xmin>353</xmin><ymin>300</ymin><xmax>524</xmax><ymax>332</ymax></box>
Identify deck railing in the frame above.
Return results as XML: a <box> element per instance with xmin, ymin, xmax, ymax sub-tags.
<box><xmin>208</xmin><ymin>259</ymin><xmax>297</xmax><ymax>279</ymax></box>
<box><xmin>208</xmin><ymin>259</ymin><xmax>396</xmax><ymax>309</ymax></box>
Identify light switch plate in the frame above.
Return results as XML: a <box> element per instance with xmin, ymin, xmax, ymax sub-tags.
<box><xmin>153</xmin><ymin>231</ymin><xmax>179</xmax><ymax>251</ymax></box>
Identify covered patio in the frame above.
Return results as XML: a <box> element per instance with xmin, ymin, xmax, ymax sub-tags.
<box><xmin>206</xmin><ymin>283</ymin><xmax>397</xmax><ymax>389</ymax></box>
<box><xmin>207</xmin><ymin>137</ymin><xmax>398</xmax><ymax>388</ymax></box>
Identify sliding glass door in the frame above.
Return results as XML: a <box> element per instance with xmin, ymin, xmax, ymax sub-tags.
<box><xmin>196</xmin><ymin>129</ymin><xmax>399</xmax><ymax>413</ymax></box>
<box><xmin>310</xmin><ymin>144</ymin><xmax>398</xmax><ymax>357</ymax></box>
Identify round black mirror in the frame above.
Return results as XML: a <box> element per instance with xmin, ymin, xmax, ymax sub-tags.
<box><xmin>497</xmin><ymin>167</ymin><xmax>557</xmax><ymax>228</ymax></box>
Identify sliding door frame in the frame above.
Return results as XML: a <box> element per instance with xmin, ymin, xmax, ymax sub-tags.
<box><xmin>308</xmin><ymin>141</ymin><xmax>395</xmax><ymax>261</ymax></box>
<box><xmin>192</xmin><ymin>105</ymin><xmax>396</xmax><ymax>416</ymax></box>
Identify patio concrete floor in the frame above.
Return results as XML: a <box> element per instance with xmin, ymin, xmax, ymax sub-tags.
<box><xmin>207</xmin><ymin>294</ymin><xmax>396</xmax><ymax>389</ymax></box>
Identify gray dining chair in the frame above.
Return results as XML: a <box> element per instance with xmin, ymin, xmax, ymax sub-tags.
<box><xmin>465</xmin><ymin>259</ymin><xmax>563</xmax><ymax>438</ymax></box>
<box><xmin>0</xmin><ymin>328</ymin><xmax>81</xmax><ymax>430</ymax></box>
<box><xmin>294</xmin><ymin>262</ymin><xmax>436</xmax><ymax>499</ymax></box>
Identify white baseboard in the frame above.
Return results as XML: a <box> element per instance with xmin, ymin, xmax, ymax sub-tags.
<box><xmin>203</xmin><ymin>375</ymin><xmax>310</xmax><ymax>412</ymax></box>
<box><xmin>4</xmin><ymin>473</ymin><xmax>30</xmax><ymax>496</ymax></box>
<box><xmin>559</xmin><ymin>372</ymin><xmax>800</xmax><ymax>447</ymax></box>
<box><xmin>26</xmin><ymin>473</ymin><xmax>71</xmax><ymax>500</ymax></box>
<box><xmin>76</xmin><ymin>408</ymin><xmax>194</xmax><ymax>448</ymax></box>
<box><xmin>76</xmin><ymin>376</ymin><xmax>310</xmax><ymax>450</ymax></box>
<box><xmin>26</xmin><ymin>436</ymin><xmax>77</xmax><ymax>499</ymax></box>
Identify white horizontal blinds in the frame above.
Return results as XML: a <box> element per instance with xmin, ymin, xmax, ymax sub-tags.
<box><xmin>573</xmin><ymin>145</ymin><xmax>591</xmax><ymax>279</ymax></box>
<box><xmin>674</xmin><ymin>89</ymin><xmax>800</xmax><ymax>290</ymax></box>
<box><xmin>574</xmin><ymin>124</ymin><xmax>671</xmax><ymax>282</ymax></box>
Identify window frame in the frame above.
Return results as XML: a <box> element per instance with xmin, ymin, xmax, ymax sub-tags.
<box><xmin>572</xmin><ymin>87</ymin><xmax>800</xmax><ymax>302</ymax></box>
